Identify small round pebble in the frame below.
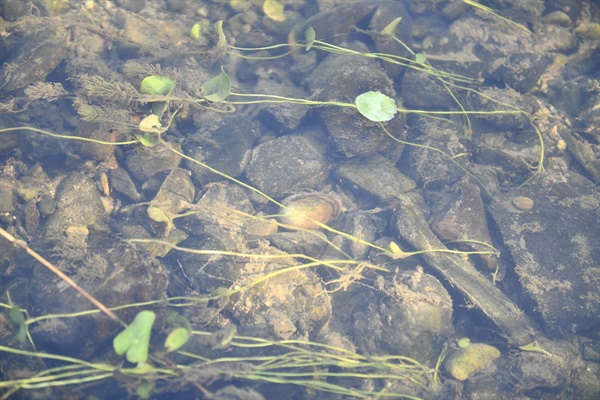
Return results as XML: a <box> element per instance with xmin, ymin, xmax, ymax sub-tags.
<box><xmin>512</xmin><ymin>196</ymin><xmax>534</xmax><ymax>211</ymax></box>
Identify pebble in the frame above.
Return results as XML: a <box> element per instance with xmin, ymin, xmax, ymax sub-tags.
<box><xmin>512</xmin><ymin>196</ymin><xmax>534</xmax><ymax>211</ymax></box>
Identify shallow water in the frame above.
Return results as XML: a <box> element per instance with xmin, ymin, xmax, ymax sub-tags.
<box><xmin>0</xmin><ymin>1</ymin><xmax>599</xmax><ymax>399</ymax></box>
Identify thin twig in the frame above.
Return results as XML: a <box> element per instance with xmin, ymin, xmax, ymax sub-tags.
<box><xmin>0</xmin><ymin>227</ymin><xmax>125</xmax><ymax>326</ymax></box>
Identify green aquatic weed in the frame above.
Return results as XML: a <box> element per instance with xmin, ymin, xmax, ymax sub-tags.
<box><xmin>113</xmin><ymin>311</ymin><xmax>155</xmax><ymax>364</ymax></box>
<box><xmin>355</xmin><ymin>91</ymin><xmax>398</xmax><ymax>122</ymax></box>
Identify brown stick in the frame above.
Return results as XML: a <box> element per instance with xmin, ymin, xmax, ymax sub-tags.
<box><xmin>0</xmin><ymin>227</ymin><xmax>125</xmax><ymax>326</ymax></box>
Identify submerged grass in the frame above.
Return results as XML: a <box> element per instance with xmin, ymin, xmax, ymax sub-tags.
<box><xmin>0</xmin><ymin>330</ymin><xmax>432</xmax><ymax>399</ymax></box>
<box><xmin>0</xmin><ymin>147</ymin><xmax>484</xmax><ymax>397</ymax></box>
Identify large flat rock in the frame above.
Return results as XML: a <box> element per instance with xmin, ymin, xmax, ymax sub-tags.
<box><xmin>489</xmin><ymin>169</ymin><xmax>600</xmax><ymax>338</ymax></box>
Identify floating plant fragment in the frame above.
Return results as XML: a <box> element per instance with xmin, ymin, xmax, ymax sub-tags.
<box><xmin>263</xmin><ymin>0</ymin><xmax>286</xmax><ymax>22</ymax></box>
<box><xmin>137</xmin><ymin>115</ymin><xmax>163</xmax><ymax>147</ymax></box>
<box><xmin>214</xmin><ymin>20</ymin><xmax>227</xmax><ymax>49</ymax></box>
<box><xmin>355</xmin><ymin>91</ymin><xmax>397</xmax><ymax>122</ymax></box>
<box><xmin>113</xmin><ymin>310</ymin><xmax>155</xmax><ymax>364</ymax></box>
<box><xmin>164</xmin><ymin>327</ymin><xmax>190</xmax><ymax>352</ymax></box>
<box><xmin>305</xmin><ymin>26</ymin><xmax>315</xmax><ymax>50</ymax></box>
<box><xmin>139</xmin><ymin>75</ymin><xmax>174</xmax><ymax>117</ymax></box>
<box><xmin>190</xmin><ymin>22</ymin><xmax>202</xmax><ymax>40</ymax></box>
<box><xmin>139</xmin><ymin>76</ymin><xmax>174</xmax><ymax>96</ymax></box>
<box><xmin>380</xmin><ymin>16</ymin><xmax>402</xmax><ymax>36</ymax></box>
<box><xmin>201</xmin><ymin>66</ymin><xmax>231</xmax><ymax>102</ymax></box>
<box><xmin>8</xmin><ymin>305</ymin><xmax>28</xmax><ymax>342</ymax></box>
<box><xmin>139</xmin><ymin>114</ymin><xmax>162</xmax><ymax>134</ymax></box>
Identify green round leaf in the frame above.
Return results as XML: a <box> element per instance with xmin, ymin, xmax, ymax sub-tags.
<box><xmin>415</xmin><ymin>51</ymin><xmax>427</xmax><ymax>65</ymax></box>
<box><xmin>355</xmin><ymin>91</ymin><xmax>397</xmax><ymax>122</ymax></box>
<box><xmin>140</xmin><ymin>76</ymin><xmax>174</xmax><ymax>95</ymax></box>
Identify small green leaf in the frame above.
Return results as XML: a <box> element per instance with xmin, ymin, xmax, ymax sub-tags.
<box><xmin>355</xmin><ymin>91</ymin><xmax>397</xmax><ymax>122</ymax></box>
<box><xmin>152</xmin><ymin>102</ymin><xmax>167</xmax><ymax>118</ymax></box>
<box><xmin>211</xmin><ymin>324</ymin><xmax>237</xmax><ymax>350</ymax></box>
<box><xmin>147</xmin><ymin>205</ymin><xmax>174</xmax><ymax>237</ymax></box>
<box><xmin>165</xmin><ymin>327</ymin><xmax>190</xmax><ymax>352</ymax></box>
<box><xmin>518</xmin><ymin>340</ymin><xmax>552</xmax><ymax>355</ymax></box>
<box><xmin>201</xmin><ymin>66</ymin><xmax>231</xmax><ymax>102</ymax></box>
<box><xmin>135</xmin><ymin>381</ymin><xmax>154</xmax><ymax>400</ymax></box>
<box><xmin>8</xmin><ymin>305</ymin><xmax>27</xmax><ymax>342</ymax></box>
<box><xmin>305</xmin><ymin>26</ymin><xmax>315</xmax><ymax>51</ymax></box>
<box><xmin>415</xmin><ymin>52</ymin><xmax>427</xmax><ymax>65</ymax></box>
<box><xmin>190</xmin><ymin>21</ymin><xmax>210</xmax><ymax>44</ymax></box>
<box><xmin>147</xmin><ymin>206</ymin><xmax>169</xmax><ymax>222</ymax></box>
<box><xmin>139</xmin><ymin>76</ymin><xmax>174</xmax><ymax>95</ymax></box>
<box><xmin>140</xmin><ymin>76</ymin><xmax>174</xmax><ymax>117</ymax></box>
<box><xmin>137</xmin><ymin>132</ymin><xmax>159</xmax><ymax>147</ymax></box>
<box><xmin>457</xmin><ymin>337</ymin><xmax>471</xmax><ymax>348</ymax></box>
<box><xmin>381</xmin><ymin>17</ymin><xmax>402</xmax><ymax>36</ymax></box>
<box><xmin>214</xmin><ymin>20</ymin><xmax>227</xmax><ymax>49</ymax></box>
<box><xmin>263</xmin><ymin>0</ymin><xmax>285</xmax><ymax>22</ymax></box>
<box><xmin>113</xmin><ymin>310</ymin><xmax>155</xmax><ymax>364</ymax></box>
<box><xmin>388</xmin><ymin>241</ymin><xmax>401</xmax><ymax>255</ymax></box>
<box><xmin>190</xmin><ymin>23</ymin><xmax>201</xmax><ymax>39</ymax></box>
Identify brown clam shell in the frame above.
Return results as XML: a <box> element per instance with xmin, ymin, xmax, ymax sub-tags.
<box><xmin>278</xmin><ymin>192</ymin><xmax>343</xmax><ymax>230</ymax></box>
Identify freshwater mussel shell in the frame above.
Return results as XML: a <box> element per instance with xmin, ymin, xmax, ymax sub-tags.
<box><xmin>277</xmin><ymin>192</ymin><xmax>343</xmax><ymax>230</ymax></box>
